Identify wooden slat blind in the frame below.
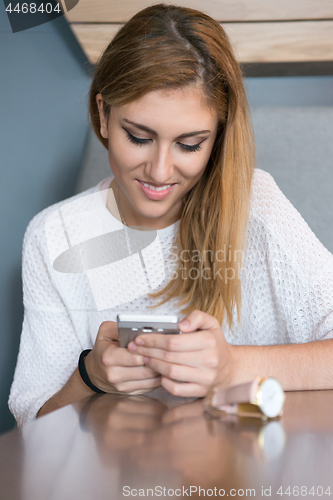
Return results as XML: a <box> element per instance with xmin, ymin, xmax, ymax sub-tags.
<box><xmin>70</xmin><ymin>21</ymin><xmax>333</xmax><ymax>65</ymax></box>
<box><xmin>64</xmin><ymin>1</ymin><xmax>333</xmax><ymax>68</ymax></box>
<box><xmin>65</xmin><ymin>0</ymin><xmax>333</xmax><ymax>23</ymax></box>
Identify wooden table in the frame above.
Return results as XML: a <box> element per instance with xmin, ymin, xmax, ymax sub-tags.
<box><xmin>1</xmin><ymin>388</ymin><xmax>333</xmax><ymax>499</ymax></box>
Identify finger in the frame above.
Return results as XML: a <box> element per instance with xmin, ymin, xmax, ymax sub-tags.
<box><xmin>161</xmin><ymin>377</ymin><xmax>208</xmax><ymax>398</ymax></box>
<box><xmin>178</xmin><ymin>310</ymin><xmax>220</xmax><ymax>334</ymax></box>
<box><xmin>98</xmin><ymin>321</ymin><xmax>119</xmax><ymax>342</ymax></box>
<box><xmin>106</xmin><ymin>364</ymin><xmax>160</xmax><ymax>384</ymax></box>
<box><xmin>104</xmin><ymin>344</ymin><xmax>147</xmax><ymax>367</ymax></box>
<box><xmin>128</xmin><ymin>343</ymin><xmax>218</xmax><ymax>370</ymax></box>
<box><xmin>114</xmin><ymin>376</ymin><xmax>161</xmax><ymax>394</ymax></box>
<box><xmin>132</xmin><ymin>331</ymin><xmax>217</xmax><ymax>352</ymax></box>
<box><xmin>145</xmin><ymin>358</ymin><xmax>215</xmax><ymax>386</ymax></box>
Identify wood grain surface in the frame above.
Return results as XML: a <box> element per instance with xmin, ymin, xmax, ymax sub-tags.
<box><xmin>64</xmin><ymin>0</ymin><xmax>333</xmax><ymax>23</ymax></box>
<box><xmin>70</xmin><ymin>21</ymin><xmax>333</xmax><ymax>64</ymax></box>
<box><xmin>2</xmin><ymin>390</ymin><xmax>333</xmax><ymax>500</ymax></box>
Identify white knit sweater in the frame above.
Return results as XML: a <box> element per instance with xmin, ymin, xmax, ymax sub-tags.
<box><xmin>9</xmin><ymin>169</ymin><xmax>333</xmax><ymax>426</ymax></box>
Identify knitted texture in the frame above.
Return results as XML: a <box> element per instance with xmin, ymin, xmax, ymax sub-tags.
<box><xmin>9</xmin><ymin>169</ymin><xmax>333</xmax><ymax>426</ymax></box>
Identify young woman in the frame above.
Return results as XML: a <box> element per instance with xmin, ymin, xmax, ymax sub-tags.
<box><xmin>9</xmin><ymin>4</ymin><xmax>333</xmax><ymax>427</ymax></box>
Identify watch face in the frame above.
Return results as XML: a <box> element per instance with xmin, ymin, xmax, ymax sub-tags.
<box><xmin>258</xmin><ymin>378</ymin><xmax>285</xmax><ymax>418</ymax></box>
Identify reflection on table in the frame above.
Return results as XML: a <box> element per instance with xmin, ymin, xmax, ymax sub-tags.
<box><xmin>1</xmin><ymin>388</ymin><xmax>333</xmax><ymax>499</ymax></box>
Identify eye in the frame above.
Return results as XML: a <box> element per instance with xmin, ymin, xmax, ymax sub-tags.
<box><xmin>123</xmin><ymin>127</ymin><xmax>204</xmax><ymax>153</ymax></box>
<box><xmin>179</xmin><ymin>142</ymin><xmax>203</xmax><ymax>153</ymax></box>
<box><xmin>123</xmin><ymin>128</ymin><xmax>149</xmax><ymax>147</ymax></box>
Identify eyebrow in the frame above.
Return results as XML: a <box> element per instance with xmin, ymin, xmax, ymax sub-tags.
<box><xmin>123</xmin><ymin>119</ymin><xmax>211</xmax><ymax>139</ymax></box>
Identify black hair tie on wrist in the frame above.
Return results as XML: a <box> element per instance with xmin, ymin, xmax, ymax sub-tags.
<box><xmin>78</xmin><ymin>349</ymin><xmax>106</xmax><ymax>394</ymax></box>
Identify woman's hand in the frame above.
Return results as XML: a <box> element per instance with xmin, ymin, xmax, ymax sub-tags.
<box><xmin>127</xmin><ymin>310</ymin><xmax>239</xmax><ymax>397</ymax></box>
<box><xmin>84</xmin><ymin>321</ymin><xmax>161</xmax><ymax>395</ymax></box>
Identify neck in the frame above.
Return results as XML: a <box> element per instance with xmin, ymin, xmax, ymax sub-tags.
<box><xmin>116</xmin><ymin>181</ymin><xmax>127</xmax><ymax>226</ymax></box>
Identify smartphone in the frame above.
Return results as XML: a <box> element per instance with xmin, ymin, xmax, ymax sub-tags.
<box><xmin>117</xmin><ymin>314</ymin><xmax>180</xmax><ymax>348</ymax></box>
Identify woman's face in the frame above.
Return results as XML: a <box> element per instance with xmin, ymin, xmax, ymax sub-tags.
<box><xmin>96</xmin><ymin>86</ymin><xmax>219</xmax><ymax>230</ymax></box>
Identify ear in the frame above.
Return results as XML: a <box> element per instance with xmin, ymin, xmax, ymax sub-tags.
<box><xmin>96</xmin><ymin>93</ymin><xmax>109</xmax><ymax>139</ymax></box>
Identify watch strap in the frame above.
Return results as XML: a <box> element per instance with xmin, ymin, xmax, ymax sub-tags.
<box><xmin>210</xmin><ymin>378</ymin><xmax>261</xmax><ymax>408</ymax></box>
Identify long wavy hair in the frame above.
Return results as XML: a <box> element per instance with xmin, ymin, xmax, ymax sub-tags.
<box><xmin>89</xmin><ymin>3</ymin><xmax>255</xmax><ymax>330</ymax></box>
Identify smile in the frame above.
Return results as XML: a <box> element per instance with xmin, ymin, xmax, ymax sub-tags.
<box><xmin>136</xmin><ymin>180</ymin><xmax>176</xmax><ymax>200</ymax></box>
<box><xmin>141</xmin><ymin>182</ymin><xmax>172</xmax><ymax>191</ymax></box>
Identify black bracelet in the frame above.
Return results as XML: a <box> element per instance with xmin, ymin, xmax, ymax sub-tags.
<box><xmin>78</xmin><ymin>349</ymin><xmax>106</xmax><ymax>394</ymax></box>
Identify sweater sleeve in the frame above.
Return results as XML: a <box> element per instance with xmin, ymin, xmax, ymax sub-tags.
<box><xmin>248</xmin><ymin>169</ymin><xmax>333</xmax><ymax>344</ymax></box>
<box><xmin>8</xmin><ymin>215</ymin><xmax>86</xmax><ymax>427</ymax></box>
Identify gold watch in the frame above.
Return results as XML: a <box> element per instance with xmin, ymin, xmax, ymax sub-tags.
<box><xmin>204</xmin><ymin>377</ymin><xmax>285</xmax><ymax>420</ymax></box>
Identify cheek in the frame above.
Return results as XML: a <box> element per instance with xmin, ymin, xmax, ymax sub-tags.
<box><xmin>108</xmin><ymin>135</ymin><xmax>144</xmax><ymax>172</ymax></box>
<box><xmin>182</xmin><ymin>133</ymin><xmax>216</xmax><ymax>175</ymax></box>
<box><xmin>180</xmin><ymin>150</ymin><xmax>212</xmax><ymax>180</ymax></box>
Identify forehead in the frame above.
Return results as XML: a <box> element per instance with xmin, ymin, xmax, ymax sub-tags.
<box><xmin>110</xmin><ymin>86</ymin><xmax>218</xmax><ymax>129</ymax></box>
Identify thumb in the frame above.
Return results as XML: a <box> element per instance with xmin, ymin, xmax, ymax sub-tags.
<box><xmin>179</xmin><ymin>310</ymin><xmax>219</xmax><ymax>333</ymax></box>
<box><xmin>97</xmin><ymin>321</ymin><xmax>119</xmax><ymax>342</ymax></box>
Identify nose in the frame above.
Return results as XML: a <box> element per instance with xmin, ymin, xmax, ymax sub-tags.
<box><xmin>144</xmin><ymin>142</ymin><xmax>175</xmax><ymax>184</ymax></box>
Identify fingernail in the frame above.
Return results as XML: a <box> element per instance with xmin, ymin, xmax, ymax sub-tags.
<box><xmin>128</xmin><ymin>342</ymin><xmax>136</xmax><ymax>351</ymax></box>
<box><xmin>179</xmin><ymin>320</ymin><xmax>189</xmax><ymax>328</ymax></box>
<box><xmin>143</xmin><ymin>357</ymin><xmax>149</xmax><ymax>364</ymax></box>
<box><xmin>135</xmin><ymin>337</ymin><xmax>145</xmax><ymax>345</ymax></box>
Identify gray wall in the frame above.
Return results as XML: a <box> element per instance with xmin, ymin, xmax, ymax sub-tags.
<box><xmin>245</xmin><ymin>76</ymin><xmax>333</xmax><ymax>107</ymax></box>
<box><xmin>1</xmin><ymin>1</ymin><xmax>333</xmax><ymax>435</ymax></box>
<box><xmin>0</xmin><ymin>4</ymin><xmax>91</xmax><ymax>434</ymax></box>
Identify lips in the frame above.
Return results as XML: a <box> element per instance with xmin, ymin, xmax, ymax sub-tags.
<box><xmin>139</xmin><ymin>180</ymin><xmax>175</xmax><ymax>189</ymax></box>
<box><xmin>136</xmin><ymin>179</ymin><xmax>176</xmax><ymax>200</ymax></box>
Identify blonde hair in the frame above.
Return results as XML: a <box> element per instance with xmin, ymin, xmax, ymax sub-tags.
<box><xmin>89</xmin><ymin>4</ymin><xmax>255</xmax><ymax>330</ymax></box>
